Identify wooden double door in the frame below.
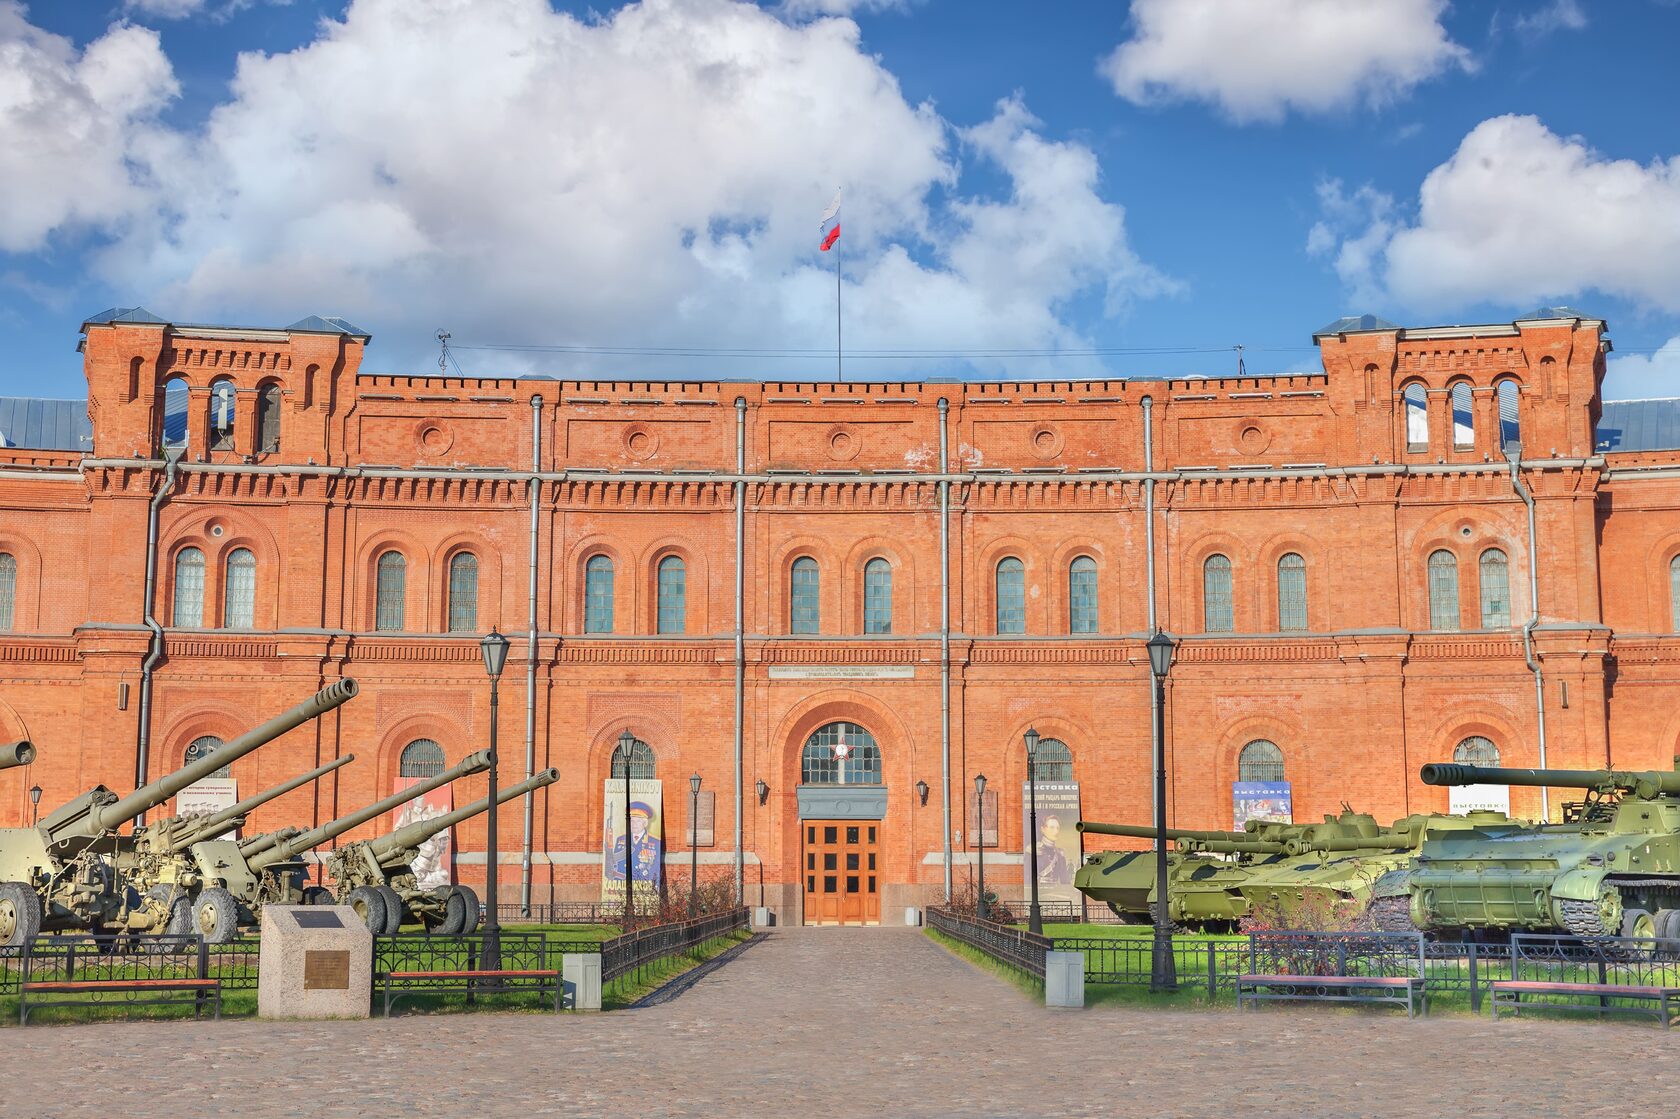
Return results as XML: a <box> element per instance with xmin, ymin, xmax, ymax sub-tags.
<box><xmin>802</xmin><ymin>820</ymin><xmax>881</xmax><ymax>926</ymax></box>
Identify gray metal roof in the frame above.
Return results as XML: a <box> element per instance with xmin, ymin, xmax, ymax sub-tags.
<box><xmin>1313</xmin><ymin>314</ymin><xmax>1400</xmax><ymax>337</ymax></box>
<box><xmin>80</xmin><ymin>307</ymin><xmax>369</xmax><ymax>340</ymax></box>
<box><xmin>0</xmin><ymin>397</ymin><xmax>92</xmax><ymax>451</ymax></box>
<box><xmin>81</xmin><ymin>306</ymin><xmax>168</xmax><ymax>328</ymax></box>
<box><xmin>284</xmin><ymin>315</ymin><xmax>370</xmax><ymax>338</ymax></box>
<box><xmin>1597</xmin><ymin>399</ymin><xmax>1680</xmax><ymax>453</ymax></box>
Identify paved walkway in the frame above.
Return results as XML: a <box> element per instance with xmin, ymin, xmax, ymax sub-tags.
<box><xmin>5</xmin><ymin>927</ymin><xmax>1678</xmax><ymax>1118</ymax></box>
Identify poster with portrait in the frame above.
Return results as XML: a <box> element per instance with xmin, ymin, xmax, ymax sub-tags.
<box><xmin>1021</xmin><ymin>782</ymin><xmax>1083</xmax><ymax>906</ymax></box>
<box><xmin>602</xmin><ymin>778</ymin><xmax>663</xmax><ymax>913</ymax></box>
<box><xmin>1233</xmin><ymin>781</ymin><xmax>1293</xmax><ymax>829</ymax></box>
<box><xmin>393</xmin><ymin>777</ymin><xmax>455</xmax><ymax>890</ymax></box>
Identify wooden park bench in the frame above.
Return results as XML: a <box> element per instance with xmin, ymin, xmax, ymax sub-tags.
<box><xmin>375</xmin><ymin>931</ymin><xmax>570</xmax><ymax>1016</ymax></box>
<box><xmin>1237</xmin><ymin>973</ymin><xmax>1427</xmax><ymax>1017</ymax></box>
<box><xmin>19</xmin><ymin>976</ymin><xmax>220</xmax><ymax>1024</ymax></box>
<box><xmin>1237</xmin><ymin>931</ymin><xmax>1429</xmax><ymax>1017</ymax></box>
<box><xmin>1490</xmin><ymin>979</ymin><xmax>1680</xmax><ymax>1028</ymax></box>
<box><xmin>380</xmin><ymin>966</ymin><xmax>565</xmax><ymax>1016</ymax></box>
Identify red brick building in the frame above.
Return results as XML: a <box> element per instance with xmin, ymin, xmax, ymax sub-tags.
<box><xmin>0</xmin><ymin>305</ymin><xmax>1674</xmax><ymax>925</ymax></box>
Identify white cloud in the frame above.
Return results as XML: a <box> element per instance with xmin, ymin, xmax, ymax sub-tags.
<box><xmin>1606</xmin><ymin>338</ymin><xmax>1680</xmax><ymax>401</ymax></box>
<box><xmin>0</xmin><ymin>2</ymin><xmax>178</xmax><ymax>252</ymax></box>
<box><xmin>34</xmin><ymin>0</ymin><xmax>1170</xmax><ymax>376</ymax></box>
<box><xmin>124</xmin><ymin>0</ymin><xmax>209</xmax><ymax>17</ymax></box>
<box><xmin>1100</xmin><ymin>0</ymin><xmax>1473</xmax><ymax>124</ymax></box>
<box><xmin>1310</xmin><ymin>115</ymin><xmax>1680</xmax><ymax>315</ymax></box>
<box><xmin>1514</xmin><ymin>0</ymin><xmax>1587</xmax><ymax>37</ymax></box>
<box><xmin>776</xmin><ymin>0</ymin><xmax>911</xmax><ymax>17</ymax></box>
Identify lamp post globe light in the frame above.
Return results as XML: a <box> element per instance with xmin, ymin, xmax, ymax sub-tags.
<box><xmin>615</xmin><ymin>728</ymin><xmax>639</xmax><ymax>921</ymax></box>
<box><xmin>1024</xmin><ymin>727</ymin><xmax>1043</xmax><ymax>936</ymax></box>
<box><xmin>478</xmin><ymin>627</ymin><xmax>511</xmax><ymax>973</ymax></box>
<box><xmin>29</xmin><ymin>784</ymin><xmax>41</xmax><ymax>828</ymax></box>
<box><xmin>1146</xmin><ymin>630</ymin><xmax>1178</xmax><ymax>992</ymax></box>
<box><xmin>974</xmin><ymin>772</ymin><xmax>988</xmax><ymax>921</ymax></box>
<box><xmin>689</xmin><ymin>772</ymin><xmax>702</xmax><ymax>917</ymax></box>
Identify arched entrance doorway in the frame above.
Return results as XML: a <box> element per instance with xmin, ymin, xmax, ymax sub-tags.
<box><xmin>798</xmin><ymin>721</ymin><xmax>883</xmax><ymax>926</ymax></box>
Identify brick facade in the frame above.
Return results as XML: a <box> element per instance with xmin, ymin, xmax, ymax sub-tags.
<box><xmin>0</xmin><ymin>307</ymin><xmax>1671</xmax><ymax>924</ymax></box>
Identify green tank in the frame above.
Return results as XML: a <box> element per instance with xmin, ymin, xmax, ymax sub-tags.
<box><xmin>1371</xmin><ymin>763</ymin><xmax>1680</xmax><ymax>939</ymax></box>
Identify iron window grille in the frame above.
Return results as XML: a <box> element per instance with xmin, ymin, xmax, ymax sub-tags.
<box><xmin>1453</xmin><ymin>735</ymin><xmax>1500</xmax><ymax>766</ymax></box>
<box><xmin>399</xmin><ymin>739</ymin><xmax>445</xmax><ymax>778</ymax></box>
<box><xmin>0</xmin><ymin>552</ymin><xmax>14</xmax><ymax>632</ymax></box>
<box><xmin>185</xmin><ymin>735</ymin><xmax>230</xmax><ymax>779</ymax></box>
<box><xmin>1029</xmin><ymin>738</ymin><xmax>1074</xmax><ymax>782</ymax></box>
<box><xmin>173</xmin><ymin>547</ymin><xmax>205</xmax><ymax>627</ymax></box>
<box><xmin>863</xmin><ymin>558</ymin><xmax>892</xmax><ymax>634</ymax></box>
<box><xmin>1238</xmin><ymin>739</ymin><xmax>1285</xmax><ymax>783</ymax></box>
<box><xmin>1276</xmin><ymin>552</ymin><xmax>1307</xmax><ymax>632</ymax></box>
<box><xmin>657</xmin><ymin>556</ymin><xmax>686</xmax><ymax>635</ymax></box>
<box><xmin>375</xmin><ymin>551</ymin><xmax>406</xmax><ymax>631</ymax></box>
<box><xmin>1427</xmin><ymin>550</ymin><xmax>1460</xmax><ymax>631</ymax></box>
<box><xmin>609</xmin><ymin>737</ymin><xmax>656</xmax><ymax>779</ymax></box>
<box><xmin>1479</xmin><ymin>549</ymin><xmax>1511</xmax><ymax>628</ymax></box>
<box><xmin>222</xmin><ymin>548</ymin><xmax>256</xmax><ymax>629</ymax></box>
<box><xmin>790</xmin><ymin>556</ymin><xmax>820</xmax><ymax>634</ymax></box>
<box><xmin>995</xmin><ymin>557</ymin><xmax>1026</xmax><ymax>634</ymax></box>
<box><xmin>1068</xmin><ymin>556</ymin><xmax>1098</xmax><ymax>634</ymax></box>
<box><xmin>447</xmin><ymin>553</ymin><xmax>479</xmax><ymax>633</ymax></box>
<box><xmin>1203</xmin><ymin>554</ymin><xmax>1233</xmax><ymax>633</ymax></box>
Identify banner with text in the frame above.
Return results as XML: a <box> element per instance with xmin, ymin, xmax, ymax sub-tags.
<box><xmin>1233</xmin><ymin>781</ymin><xmax>1293</xmax><ymax>829</ymax></box>
<box><xmin>1021</xmin><ymin>782</ymin><xmax>1082</xmax><ymax>906</ymax></box>
<box><xmin>602</xmin><ymin>778</ymin><xmax>664</xmax><ymax>912</ymax></box>
<box><xmin>393</xmin><ymin>777</ymin><xmax>455</xmax><ymax>891</ymax></box>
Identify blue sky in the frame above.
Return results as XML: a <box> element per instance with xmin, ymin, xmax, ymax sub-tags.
<box><xmin>3</xmin><ymin>0</ymin><xmax>1678</xmax><ymax>398</ymax></box>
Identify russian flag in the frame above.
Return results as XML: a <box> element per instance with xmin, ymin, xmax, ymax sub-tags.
<box><xmin>819</xmin><ymin>188</ymin><xmax>841</xmax><ymax>252</ymax></box>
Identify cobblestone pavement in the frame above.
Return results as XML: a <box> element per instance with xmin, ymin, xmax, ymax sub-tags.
<box><xmin>5</xmin><ymin>928</ymin><xmax>1678</xmax><ymax>1118</ymax></box>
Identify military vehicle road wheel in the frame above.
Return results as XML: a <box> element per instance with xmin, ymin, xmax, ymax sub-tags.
<box><xmin>192</xmin><ymin>887</ymin><xmax>240</xmax><ymax>945</ymax></box>
<box><xmin>425</xmin><ymin>887</ymin><xmax>460</xmax><ymax>934</ymax></box>
<box><xmin>301</xmin><ymin>886</ymin><xmax>334</xmax><ymax>907</ymax></box>
<box><xmin>1657</xmin><ymin>908</ymin><xmax>1680</xmax><ymax>942</ymax></box>
<box><xmin>345</xmin><ymin>885</ymin><xmax>387</xmax><ymax>932</ymax></box>
<box><xmin>0</xmin><ymin>882</ymin><xmax>42</xmax><ymax>947</ymax></box>
<box><xmin>147</xmin><ymin>886</ymin><xmax>192</xmax><ymax>939</ymax></box>
<box><xmin>1622</xmin><ymin>908</ymin><xmax>1657</xmax><ymax>941</ymax></box>
<box><xmin>452</xmin><ymin>885</ymin><xmax>482</xmax><ymax>934</ymax></box>
<box><xmin>374</xmin><ymin>886</ymin><xmax>405</xmax><ymax>933</ymax></box>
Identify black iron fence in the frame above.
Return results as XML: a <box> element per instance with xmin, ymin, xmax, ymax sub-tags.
<box><xmin>494</xmin><ymin>902</ymin><xmax>618</xmax><ymax>926</ymax></box>
<box><xmin>0</xmin><ymin>934</ymin><xmax>261</xmax><ymax>994</ymax></box>
<box><xmin>926</xmin><ymin>907</ymin><xmax>1051</xmax><ymax>981</ymax></box>
<box><xmin>600</xmin><ymin>908</ymin><xmax>750</xmax><ymax>985</ymax></box>
<box><xmin>1053</xmin><ymin>934</ymin><xmax>1249</xmax><ymax>998</ymax></box>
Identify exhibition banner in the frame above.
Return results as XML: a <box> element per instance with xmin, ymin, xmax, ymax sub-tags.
<box><xmin>393</xmin><ymin>777</ymin><xmax>455</xmax><ymax>890</ymax></box>
<box><xmin>176</xmin><ymin>778</ymin><xmax>237</xmax><ymax>819</ymax></box>
<box><xmin>1021</xmin><ymin>782</ymin><xmax>1082</xmax><ymax>905</ymax></box>
<box><xmin>602</xmin><ymin>778</ymin><xmax>663</xmax><ymax>912</ymax></box>
<box><xmin>1449</xmin><ymin>784</ymin><xmax>1511</xmax><ymax>815</ymax></box>
<box><xmin>1233</xmin><ymin>781</ymin><xmax>1293</xmax><ymax>829</ymax></box>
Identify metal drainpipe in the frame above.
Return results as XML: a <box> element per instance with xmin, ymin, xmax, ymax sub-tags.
<box><xmin>1507</xmin><ymin>445</ymin><xmax>1549</xmax><ymax>819</ymax></box>
<box><xmin>1141</xmin><ymin>396</ymin><xmax>1162</xmax><ymax>842</ymax></box>
<box><xmin>938</xmin><ymin>398</ymin><xmax>952</xmax><ymax>903</ymax></box>
<box><xmin>521</xmin><ymin>395</ymin><xmax>541</xmax><ymax>915</ymax></box>
<box><xmin>734</xmin><ymin>397</ymin><xmax>747</xmax><ymax>905</ymax></box>
<box><xmin>135</xmin><ymin>445</ymin><xmax>183</xmax><ymax>824</ymax></box>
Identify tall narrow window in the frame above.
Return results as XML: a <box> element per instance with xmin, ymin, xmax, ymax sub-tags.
<box><xmin>1403</xmin><ymin>383</ymin><xmax>1428</xmax><ymax>451</ymax></box>
<box><xmin>184</xmin><ymin>735</ymin><xmax>230</xmax><ymax>778</ymax></box>
<box><xmin>1203</xmin><ymin>554</ymin><xmax>1233</xmax><ymax>633</ymax></box>
<box><xmin>995</xmin><ymin>557</ymin><xmax>1025</xmax><ymax>634</ymax></box>
<box><xmin>1496</xmin><ymin>379</ymin><xmax>1521</xmax><ymax>450</ymax></box>
<box><xmin>447</xmin><ymin>553</ymin><xmax>479</xmax><ymax>633</ymax></box>
<box><xmin>585</xmin><ymin>555</ymin><xmax>615</xmax><ymax>634</ymax></box>
<box><xmin>1450</xmin><ymin>382</ymin><xmax>1474</xmax><ymax>450</ymax></box>
<box><xmin>1670</xmin><ymin>556</ymin><xmax>1680</xmax><ymax>632</ymax></box>
<box><xmin>863</xmin><ymin>558</ymin><xmax>892</xmax><ymax>634</ymax></box>
<box><xmin>609</xmin><ymin>736</ymin><xmax>656</xmax><ymax>778</ymax></box>
<box><xmin>1427</xmin><ymin>549</ymin><xmax>1460</xmax><ymax>631</ymax></box>
<box><xmin>1068</xmin><ymin>556</ymin><xmax>1098</xmax><ymax>634</ymax></box>
<box><xmin>1238</xmin><ymin>739</ymin><xmax>1285</xmax><ymax>782</ymax></box>
<box><xmin>399</xmin><ymin>738</ymin><xmax>444</xmax><ymax>778</ymax></box>
<box><xmin>375</xmin><ymin>550</ymin><xmax>406</xmax><ymax>631</ymax></box>
<box><xmin>0</xmin><ymin>553</ymin><xmax>14</xmax><ymax>632</ymax></box>
<box><xmin>657</xmin><ymin>555</ymin><xmax>686</xmax><ymax>635</ymax></box>
<box><xmin>1479</xmin><ymin>549</ymin><xmax>1510</xmax><ymax>628</ymax></box>
<box><xmin>1029</xmin><ymin>738</ymin><xmax>1074</xmax><ymax>782</ymax></box>
<box><xmin>256</xmin><ymin>382</ymin><xmax>282</xmax><ymax>453</ymax></box>
<box><xmin>1454</xmin><ymin>736</ymin><xmax>1500</xmax><ymax>766</ymax></box>
<box><xmin>209</xmin><ymin>379</ymin><xmax>236</xmax><ymax>450</ymax></box>
<box><xmin>161</xmin><ymin>376</ymin><xmax>190</xmax><ymax>450</ymax></box>
<box><xmin>790</xmin><ymin>557</ymin><xmax>820</xmax><ymax>634</ymax></box>
<box><xmin>1277</xmin><ymin>553</ymin><xmax>1307</xmax><ymax>632</ymax></box>
<box><xmin>223</xmin><ymin>548</ymin><xmax>255</xmax><ymax>629</ymax></box>
<box><xmin>172</xmin><ymin>547</ymin><xmax>205</xmax><ymax>627</ymax></box>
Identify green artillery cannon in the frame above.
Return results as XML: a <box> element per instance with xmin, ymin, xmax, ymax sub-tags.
<box><xmin>323</xmin><ymin>767</ymin><xmax>559</xmax><ymax>935</ymax></box>
<box><xmin>111</xmin><ymin>754</ymin><xmax>356</xmax><ymax>936</ymax></box>
<box><xmin>0</xmin><ymin>741</ymin><xmax>36</xmax><ymax>770</ymax></box>
<box><xmin>1371</xmin><ymin>763</ymin><xmax>1680</xmax><ymax>939</ymax></box>
<box><xmin>0</xmin><ymin>679</ymin><xmax>359</xmax><ymax>946</ymax></box>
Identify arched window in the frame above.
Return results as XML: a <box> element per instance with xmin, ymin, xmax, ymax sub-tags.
<box><xmin>399</xmin><ymin>738</ymin><xmax>445</xmax><ymax>778</ymax></box>
<box><xmin>1028</xmin><ymin>737</ymin><xmax>1074</xmax><ymax>783</ymax></box>
<box><xmin>172</xmin><ymin>547</ymin><xmax>205</xmax><ymax>627</ymax></box>
<box><xmin>862</xmin><ymin>558</ymin><xmax>892</xmax><ymax>635</ymax></box>
<box><xmin>995</xmin><ymin>557</ymin><xmax>1025</xmax><ymax>634</ymax></box>
<box><xmin>223</xmin><ymin>548</ymin><xmax>255</xmax><ymax>629</ymax></box>
<box><xmin>800</xmin><ymin>722</ymin><xmax>882</xmax><ymax>785</ymax></box>
<box><xmin>584</xmin><ymin>555</ymin><xmax>615</xmax><ymax>634</ymax></box>
<box><xmin>657</xmin><ymin>555</ymin><xmax>686</xmax><ymax>635</ymax></box>
<box><xmin>1450</xmin><ymin>382</ymin><xmax>1474</xmax><ymax>450</ymax></box>
<box><xmin>446</xmin><ymin>553</ymin><xmax>479</xmax><ymax>633</ymax></box>
<box><xmin>1276</xmin><ymin>553</ymin><xmax>1307</xmax><ymax>632</ymax></box>
<box><xmin>209</xmin><ymin>379</ymin><xmax>236</xmax><ymax>450</ymax></box>
<box><xmin>609</xmin><ymin>736</ymin><xmax>656</xmax><ymax>779</ymax></box>
<box><xmin>375</xmin><ymin>550</ymin><xmax>406</xmax><ymax>631</ymax></box>
<box><xmin>161</xmin><ymin>376</ymin><xmax>190</xmax><ymax>449</ymax></box>
<box><xmin>256</xmin><ymin>382</ymin><xmax>282</xmax><ymax>453</ymax></box>
<box><xmin>1068</xmin><ymin>556</ymin><xmax>1098</xmax><ymax>634</ymax></box>
<box><xmin>1403</xmin><ymin>382</ymin><xmax>1428</xmax><ymax>451</ymax></box>
<box><xmin>1427</xmin><ymin>549</ymin><xmax>1460</xmax><ymax>631</ymax></box>
<box><xmin>184</xmin><ymin>735</ymin><xmax>229</xmax><ymax>779</ymax></box>
<box><xmin>1671</xmin><ymin>556</ymin><xmax>1680</xmax><ymax>632</ymax></box>
<box><xmin>1479</xmin><ymin>548</ymin><xmax>1510</xmax><ymax>628</ymax></box>
<box><xmin>1454</xmin><ymin>735</ymin><xmax>1500</xmax><ymax>767</ymax></box>
<box><xmin>0</xmin><ymin>552</ymin><xmax>14</xmax><ymax>632</ymax></box>
<box><xmin>1203</xmin><ymin>554</ymin><xmax>1233</xmax><ymax>633</ymax></box>
<box><xmin>1238</xmin><ymin>739</ymin><xmax>1285</xmax><ymax>782</ymax></box>
<box><xmin>790</xmin><ymin>556</ymin><xmax>820</xmax><ymax>634</ymax></box>
<box><xmin>1496</xmin><ymin>379</ymin><xmax>1521</xmax><ymax>450</ymax></box>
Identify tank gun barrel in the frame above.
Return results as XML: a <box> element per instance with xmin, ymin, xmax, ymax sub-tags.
<box><xmin>0</xmin><ymin>741</ymin><xmax>36</xmax><ymax>770</ymax></box>
<box><xmin>363</xmin><ymin>768</ymin><xmax>558</xmax><ymax>861</ymax></box>
<box><xmin>1421</xmin><ymin>763</ymin><xmax>1680</xmax><ymax>799</ymax></box>
<box><xmin>1182</xmin><ymin>838</ymin><xmax>1287</xmax><ymax>855</ymax></box>
<box><xmin>249</xmin><ymin>749</ymin><xmax>490</xmax><ymax>870</ymax></box>
<box><xmin>1289</xmin><ymin>834</ymin><xmax>1416</xmax><ymax>855</ymax></box>
<box><xmin>170</xmin><ymin>754</ymin><xmax>356</xmax><ymax>849</ymax></box>
<box><xmin>1076</xmin><ymin>821</ymin><xmax>1250</xmax><ymax>843</ymax></box>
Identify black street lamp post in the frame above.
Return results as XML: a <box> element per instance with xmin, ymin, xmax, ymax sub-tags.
<box><xmin>1147</xmin><ymin>630</ymin><xmax>1178</xmax><ymax>992</ymax></box>
<box><xmin>615</xmin><ymin>729</ymin><xmax>638</xmax><ymax>922</ymax></box>
<box><xmin>689</xmin><ymin>772</ymin><xmax>702</xmax><ymax>918</ymax></box>
<box><xmin>974</xmin><ymin>773</ymin><xmax>988</xmax><ymax>921</ymax></box>
<box><xmin>1024</xmin><ymin>727</ymin><xmax>1043</xmax><ymax>936</ymax></box>
<box><xmin>29</xmin><ymin>784</ymin><xmax>41</xmax><ymax>828</ymax></box>
<box><xmin>479</xmin><ymin>628</ymin><xmax>510</xmax><ymax>974</ymax></box>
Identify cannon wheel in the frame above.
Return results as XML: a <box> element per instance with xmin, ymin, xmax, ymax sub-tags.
<box><xmin>426</xmin><ymin>886</ymin><xmax>462</xmax><ymax>935</ymax></box>
<box><xmin>147</xmin><ymin>886</ymin><xmax>192</xmax><ymax>938</ymax></box>
<box><xmin>192</xmin><ymin>887</ymin><xmax>240</xmax><ymax>944</ymax></box>
<box><xmin>0</xmin><ymin>882</ymin><xmax>42</xmax><ymax>947</ymax></box>
<box><xmin>345</xmin><ymin>886</ymin><xmax>386</xmax><ymax>932</ymax></box>
<box><xmin>374</xmin><ymin>886</ymin><xmax>405</xmax><ymax>934</ymax></box>
<box><xmin>300</xmin><ymin>886</ymin><xmax>335</xmax><ymax>907</ymax></box>
<box><xmin>451</xmin><ymin>885</ymin><xmax>482</xmax><ymax>934</ymax></box>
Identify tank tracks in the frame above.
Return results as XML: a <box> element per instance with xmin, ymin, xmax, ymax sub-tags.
<box><xmin>1556</xmin><ymin>896</ymin><xmax>1613</xmax><ymax>939</ymax></box>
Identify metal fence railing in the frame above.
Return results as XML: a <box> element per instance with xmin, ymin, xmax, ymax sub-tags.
<box><xmin>493</xmin><ymin>902</ymin><xmax>618</xmax><ymax>926</ymax></box>
<box><xmin>1052</xmin><ymin>935</ymin><xmax>1250</xmax><ymax>998</ymax></box>
<box><xmin>926</xmin><ymin>907</ymin><xmax>1051</xmax><ymax>981</ymax></box>
<box><xmin>600</xmin><ymin>908</ymin><xmax>750</xmax><ymax>985</ymax></box>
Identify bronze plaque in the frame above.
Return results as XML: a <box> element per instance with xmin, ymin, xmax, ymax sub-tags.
<box><xmin>303</xmin><ymin>949</ymin><xmax>350</xmax><ymax>991</ymax></box>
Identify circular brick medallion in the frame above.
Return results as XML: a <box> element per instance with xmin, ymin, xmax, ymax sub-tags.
<box><xmin>624</xmin><ymin>424</ymin><xmax>659</xmax><ymax>461</ymax></box>
<box><xmin>417</xmin><ymin>421</ymin><xmax>453</xmax><ymax>458</ymax></box>
<box><xmin>826</xmin><ymin>426</ymin><xmax>860</xmax><ymax>462</ymax></box>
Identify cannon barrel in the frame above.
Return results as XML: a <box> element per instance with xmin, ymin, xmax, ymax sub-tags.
<box><xmin>1421</xmin><ymin>763</ymin><xmax>1680</xmax><ymax>798</ymax></box>
<box><xmin>1182</xmin><ymin>838</ymin><xmax>1288</xmax><ymax>855</ymax></box>
<box><xmin>237</xmin><ymin>826</ymin><xmax>301</xmax><ymax>859</ymax></box>
<box><xmin>363</xmin><ymin>768</ymin><xmax>559</xmax><ymax>861</ymax></box>
<box><xmin>1288</xmin><ymin>834</ymin><xmax>1415</xmax><ymax>855</ymax></box>
<box><xmin>0</xmin><ymin>741</ymin><xmax>36</xmax><ymax>770</ymax></box>
<box><xmin>1077</xmin><ymin>821</ymin><xmax>1251</xmax><ymax>843</ymax></box>
<box><xmin>171</xmin><ymin>754</ymin><xmax>356</xmax><ymax>849</ymax></box>
<box><xmin>249</xmin><ymin>749</ymin><xmax>490</xmax><ymax>870</ymax></box>
<box><xmin>92</xmin><ymin>679</ymin><xmax>359</xmax><ymax>831</ymax></box>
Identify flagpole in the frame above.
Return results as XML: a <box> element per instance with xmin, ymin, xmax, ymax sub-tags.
<box><xmin>836</xmin><ymin>240</ymin><xmax>842</xmax><ymax>382</ymax></box>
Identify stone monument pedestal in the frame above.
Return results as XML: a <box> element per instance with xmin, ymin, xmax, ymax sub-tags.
<box><xmin>258</xmin><ymin>905</ymin><xmax>373</xmax><ymax>1020</ymax></box>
